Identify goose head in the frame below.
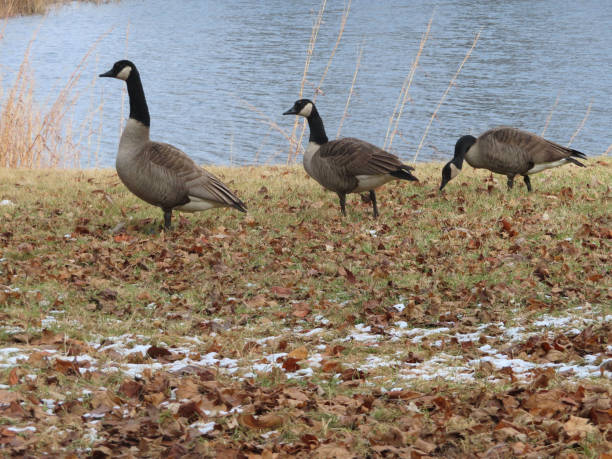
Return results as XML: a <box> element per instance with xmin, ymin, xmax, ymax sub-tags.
<box><xmin>99</xmin><ymin>60</ymin><xmax>137</xmax><ymax>81</ymax></box>
<box><xmin>440</xmin><ymin>134</ymin><xmax>476</xmax><ymax>191</ymax></box>
<box><xmin>283</xmin><ymin>99</ymin><xmax>315</xmax><ymax>118</ymax></box>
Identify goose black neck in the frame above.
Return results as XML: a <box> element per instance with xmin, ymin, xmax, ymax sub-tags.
<box><xmin>451</xmin><ymin>155</ymin><xmax>464</xmax><ymax>169</ymax></box>
<box><xmin>126</xmin><ymin>69</ymin><xmax>150</xmax><ymax>127</ymax></box>
<box><xmin>453</xmin><ymin>135</ymin><xmax>476</xmax><ymax>167</ymax></box>
<box><xmin>306</xmin><ymin>107</ymin><xmax>328</xmax><ymax>145</ymax></box>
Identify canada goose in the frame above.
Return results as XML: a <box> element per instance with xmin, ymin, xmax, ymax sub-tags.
<box><xmin>99</xmin><ymin>60</ymin><xmax>246</xmax><ymax>229</ymax></box>
<box><xmin>440</xmin><ymin>127</ymin><xmax>587</xmax><ymax>192</ymax></box>
<box><xmin>283</xmin><ymin>99</ymin><xmax>418</xmax><ymax>217</ymax></box>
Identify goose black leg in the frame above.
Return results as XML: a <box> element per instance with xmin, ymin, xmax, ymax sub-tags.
<box><xmin>507</xmin><ymin>176</ymin><xmax>514</xmax><ymax>190</ymax></box>
<box><xmin>523</xmin><ymin>175</ymin><xmax>532</xmax><ymax>192</ymax></box>
<box><xmin>163</xmin><ymin>209</ymin><xmax>172</xmax><ymax>229</ymax></box>
<box><xmin>370</xmin><ymin>190</ymin><xmax>379</xmax><ymax>218</ymax></box>
<box><xmin>338</xmin><ymin>193</ymin><xmax>347</xmax><ymax>216</ymax></box>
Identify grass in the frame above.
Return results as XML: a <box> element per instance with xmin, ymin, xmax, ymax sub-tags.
<box><xmin>0</xmin><ymin>160</ymin><xmax>610</xmax><ymax>456</ymax></box>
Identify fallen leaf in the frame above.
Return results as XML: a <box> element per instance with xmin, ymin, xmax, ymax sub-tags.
<box><xmin>270</xmin><ymin>286</ymin><xmax>292</xmax><ymax>298</ymax></box>
<box><xmin>8</xmin><ymin>368</ymin><xmax>19</xmax><ymax>386</ymax></box>
<box><xmin>338</xmin><ymin>266</ymin><xmax>356</xmax><ymax>284</ymax></box>
<box><xmin>287</xmin><ymin>346</ymin><xmax>308</xmax><ymax>360</ymax></box>
<box><xmin>563</xmin><ymin>415</ymin><xmax>597</xmax><ymax>439</ymax></box>
<box><xmin>282</xmin><ymin>357</ymin><xmax>300</xmax><ymax>372</ymax></box>
<box><xmin>238</xmin><ymin>413</ymin><xmax>283</xmax><ymax>430</ymax></box>
<box><xmin>146</xmin><ymin>345</ymin><xmax>172</xmax><ymax>359</ymax></box>
<box><xmin>118</xmin><ymin>380</ymin><xmax>142</xmax><ymax>399</ymax></box>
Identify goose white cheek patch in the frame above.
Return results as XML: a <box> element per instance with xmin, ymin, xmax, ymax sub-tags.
<box><xmin>450</xmin><ymin>163</ymin><xmax>461</xmax><ymax>179</ymax></box>
<box><xmin>116</xmin><ymin>66</ymin><xmax>132</xmax><ymax>81</ymax></box>
<box><xmin>298</xmin><ymin>103</ymin><xmax>313</xmax><ymax>117</ymax></box>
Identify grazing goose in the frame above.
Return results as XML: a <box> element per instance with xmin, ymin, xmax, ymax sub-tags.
<box><xmin>283</xmin><ymin>99</ymin><xmax>418</xmax><ymax>217</ymax></box>
<box><xmin>440</xmin><ymin>127</ymin><xmax>587</xmax><ymax>192</ymax></box>
<box><xmin>99</xmin><ymin>60</ymin><xmax>246</xmax><ymax>229</ymax></box>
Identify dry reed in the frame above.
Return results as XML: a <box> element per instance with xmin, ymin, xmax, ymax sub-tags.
<box><xmin>540</xmin><ymin>93</ymin><xmax>560</xmax><ymax>137</ymax></box>
<box><xmin>289</xmin><ymin>0</ymin><xmax>352</xmax><ymax>163</ymax></box>
<box><xmin>567</xmin><ymin>100</ymin><xmax>592</xmax><ymax>147</ymax></box>
<box><xmin>413</xmin><ymin>30</ymin><xmax>481</xmax><ymax>163</ymax></box>
<box><xmin>384</xmin><ymin>12</ymin><xmax>433</xmax><ymax>152</ymax></box>
<box><xmin>288</xmin><ymin>0</ymin><xmax>327</xmax><ymax>163</ymax></box>
<box><xmin>336</xmin><ymin>42</ymin><xmax>363</xmax><ymax>138</ymax></box>
<box><xmin>0</xmin><ymin>0</ymin><xmax>115</xmax><ymax>18</ymax></box>
<box><xmin>0</xmin><ymin>30</ymin><xmax>109</xmax><ymax>167</ymax></box>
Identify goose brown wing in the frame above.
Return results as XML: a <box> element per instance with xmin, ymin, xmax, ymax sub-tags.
<box><xmin>144</xmin><ymin>142</ymin><xmax>246</xmax><ymax>211</ymax></box>
<box><xmin>320</xmin><ymin>138</ymin><xmax>410</xmax><ymax>176</ymax></box>
<box><xmin>485</xmin><ymin>128</ymin><xmax>575</xmax><ymax>168</ymax></box>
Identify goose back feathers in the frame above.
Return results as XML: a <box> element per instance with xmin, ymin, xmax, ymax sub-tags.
<box><xmin>440</xmin><ymin>127</ymin><xmax>586</xmax><ymax>191</ymax></box>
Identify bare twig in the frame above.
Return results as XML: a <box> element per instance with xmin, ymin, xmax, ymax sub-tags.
<box><xmin>337</xmin><ymin>42</ymin><xmax>363</xmax><ymax>138</ymax></box>
<box><xmin>316</xmin><ymin>0</ymin><xmax>351</xmax><ymax>94</ymax></box>
<box><xmin>291</xmin><ymin>1</ymin><xmax>352</xmax><ymax>164</ymax></box>
<box><xmin>289</xmin><ymin>0</ymin><xmax>327</xmax><ymax>163</ymax></box>
<box><xmin>413</xmin><ymin>29</ymin><xmax>481</xmax><ymax>163</ymax></box>
<box><xmin>235</xmin><ymin>96</ymin><xmax>294</xmax><ymax>144</ymax></box>
<box><xmin>120</xmin><ymin>22</ymin><xmax>130</xmax><ymax>137</ymax></box>
<box><xmin>384</xmin><ymin>12</ymin><xmax>433</xmax><ymax>152</ymax></box>
<box><xmin>567</xmin><ymin>100</ymin><xmax>592</xmax><ymax>147</ymax></box>
<box><xmin>540</xmin><ymin>93</ymin><xmax>560</xmax><ymax>137</ymax></box>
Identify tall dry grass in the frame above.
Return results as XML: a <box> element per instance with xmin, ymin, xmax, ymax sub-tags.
<box><xmin>0</xmin><ymin>0</ymin><xmax>114</xmax><ymax>18</ymax></box>
<box><xmin>383</xmin><ymin>13</ymin><xmax>433</xmax><ymax>153</ymax></box>
<box><xmin>567</xmin><ymin>100</ymin><xmax>592</xmax><ymax>148</ymax></box>
<box><xmin>412</xmin><ymin>30</ymin><xmax>481</xmax><ymax>163</ymax></box>
<box><xmin>286</xmin><ymin>0</ymin><xmax>354</xmax><ymax>164</ymax></box>
<box><xmin>0</xmin><ymin>31</ymin><xmax>108</xmax><ymax>168</ymax></box>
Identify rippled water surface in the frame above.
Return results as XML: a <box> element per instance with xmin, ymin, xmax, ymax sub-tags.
<box><xmin>2</xmin><ymin>0</ymin><xmax>611</xmax><ymax>166</ymax></box>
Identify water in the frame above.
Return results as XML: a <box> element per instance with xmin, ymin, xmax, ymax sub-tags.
<box><xmin>1</xmin><ymin>0</ymin><xmax>611</xmax><ymax>167</ymax></box>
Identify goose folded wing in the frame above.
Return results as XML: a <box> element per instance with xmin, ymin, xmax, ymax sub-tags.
<box><xmin>187</xmin><ymin>169</ymin><xmax>246</xmax><ymax>209</ymax></box>
<box><xmin>145</xmin><ymin>143</ymin><xmax>245</xmax><ymax>210</ymax></box>
<box><xmin>490</xmin><ymin>128</ymin><xmax>573</xmax><ymax>165</ymax></box>
<box><xmin>321</xmin><ymin>138</ymin><xmax>409</xmax><ymax>176</ymax></box>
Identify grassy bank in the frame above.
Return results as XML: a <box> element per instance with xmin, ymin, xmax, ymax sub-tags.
<box><xmin>0</xmin><ymin>161</ymin><xmax>610</xmax><ymax>456</ymax></box>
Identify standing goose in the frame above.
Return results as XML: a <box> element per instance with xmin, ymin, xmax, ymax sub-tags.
<box><xmin>99</xmin><ymin>60</ymin><xmax>246</xmax><ymax>229</ymax></box>
<box><xmin>283</xmin><ymin>99</ymin><xmax>418</xmax><ymax>218</ymax></box>
<box><xmin>440</xmin><ymin>127</ymin><xmax>587</xmax><ymax>192</ymax></box>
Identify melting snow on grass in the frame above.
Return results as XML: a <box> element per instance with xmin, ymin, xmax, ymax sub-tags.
<box><xmin>0</xmin><ymin>305</ymin><xmax>608</xmax><ymax>387</ymax></box>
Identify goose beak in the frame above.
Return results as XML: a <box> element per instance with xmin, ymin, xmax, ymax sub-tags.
<box><xmin>99</xmin><ymin>69</ymin><xmax>114</xmax><ymax>78</ymax></box>
<box><xmin>283</xmin><ymin>107</ymin><xmax>298</xmax><ymax>115</ymax></box>
<box><xmin>439</xmin><ymin>178</ymin><xmax>449</xmax><ymax>191</ymax></box>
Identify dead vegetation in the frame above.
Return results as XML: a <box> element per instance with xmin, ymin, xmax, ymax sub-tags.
<box><xmin>0</xmin><ymin>27</ymin><xmax>107</xmax><ymax>168</ymax></box>
<box><xmin>0</xmin><ymin>161</ymin><xmax>610</xmax><ymax>456</ymax></box>
<box><xmin>0</xmin><ymin>0</ymin><xmax>115</xmax><ymax>18</ymax></box>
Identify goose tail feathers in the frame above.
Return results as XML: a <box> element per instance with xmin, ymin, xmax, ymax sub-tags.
<box><xmin>390</xmin><ymin>164</ymin><xmax>419</xmax><ymax>182</ymax></box>
<box><xmin>567</xmin><ymin>149</ymin><xmax>587</xmax><ymax>167</ymax></box>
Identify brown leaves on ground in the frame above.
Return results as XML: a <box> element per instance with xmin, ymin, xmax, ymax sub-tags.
<box><xmin>0</xmin><ymin>165</ymin><xmax>610</xmax><ymax>456</ymax></box>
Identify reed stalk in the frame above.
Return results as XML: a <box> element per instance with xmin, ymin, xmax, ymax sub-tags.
<box><xmin>540</xmin><ymin>93</ymin><xmax>560</xmax><ymax>137</ymax></box>
<box><xmin>337</xmin><ymin>42</ymin><xmax>363</xmax><ymax>138</ymax></box>
<box><xmin>289</xmin><ymin>0</ymin><xmax>352</xmax><ymax>163</ymax></box>
<box><xmin>566</xmin><ymin>100</ymin><xmax>592</xmax><ymax>147</ymax></box>
<box><xmin>413</xmin><ymin>30</ymin><xmax>481</xmax><ymax>163</ymax></box>
<box><xmin>0</xmin><ymin>29</ymin><xmax>109</xmax><ymax>167</ymax></box>
<box><xmin>288</xmin><ymin>0</ymin><xmax>327</xmax><ymax>163</ymax></box>
<box><xmin>384</xmin><ymin>12</ymin><xmax>433</xmax><ymax>152</ymax></box>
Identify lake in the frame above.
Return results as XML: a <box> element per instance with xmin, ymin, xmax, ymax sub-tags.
<box><xmin>1</xmin><ymin>0</ymin><xmax>611</xmax><ymax>167</ymax></box>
